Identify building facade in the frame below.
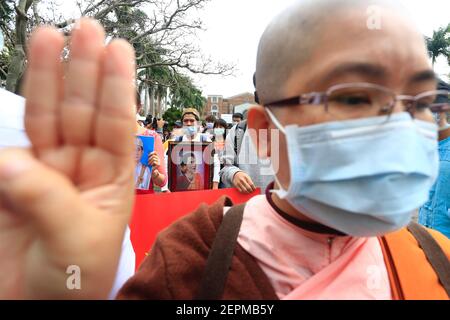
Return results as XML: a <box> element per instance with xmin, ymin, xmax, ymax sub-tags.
<box><xmin>205</xmin><ymin>92</ymin><xmax>255</xmax><ymax>118</ymax></box>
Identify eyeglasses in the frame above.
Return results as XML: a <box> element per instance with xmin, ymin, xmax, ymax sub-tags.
<box><xmin>264</xmin><ymin>82</ymin><xmax>450</xmax><ymax>120</ymax></box>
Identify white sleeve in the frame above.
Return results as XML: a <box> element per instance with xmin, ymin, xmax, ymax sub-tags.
<box><xmin>0</xmin><ymin>89</ymin><xmax>31</xmax><ymax>150</ymax></box>
<box><xmin>213</xmin><ymin>152</ymin><xmax>220</xmax><ymax>183</ymax></box>
<box><xmin>160</xmin><ymin>151</ymin><xmax>169</xmax><ymax>191</ymax></box>
<box><xmin>108</xmin><ymin>226</ymin><xmax>135</xmax><ymax>299</ymax></box>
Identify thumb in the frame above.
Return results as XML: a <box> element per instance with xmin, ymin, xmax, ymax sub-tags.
<box><xmin>0</xmin><ymin>149</ymin><xmax>86</xmax><ymax>237</ymax></box>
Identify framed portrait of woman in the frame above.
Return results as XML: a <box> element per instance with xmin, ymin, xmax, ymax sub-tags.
<box><xmin>167</xmin><ymin>142</ymin><xmax>214</xmax><ymax>192</ymax></box>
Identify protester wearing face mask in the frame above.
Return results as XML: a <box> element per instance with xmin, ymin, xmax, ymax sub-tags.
<box><xmin>135</xmin><ymin>93</ymin><xmax>167</xmax><ymax>194</ymax></box>
<box><xmin>419</xmin><ymin>79</ymin><xmax>450</xmax><ymax>238</ymax></box>
<box><xmin>203</xmin><ymin>114</ymin><xmax>217</xmax><ymax>139</ymax></box>
<box><xmin>220</xmin><ymin>103</ymin><xmax>273</xmax><ymax>194</ymax></box>
<box><xmin>176</xmin><ymin>108</ymin><xmax>205</xmax><ymax>142</ymax></box>
<box><xmin>174</xmin><ymin>108</ymin><xmax>220</xmax><ymax>189</ymax></box>
<box><xmin>232</xmin><ymin>112</ymin><xmax>243</xmax><ymax>126</ymax></box>
<box><xmin>212</xmin><ymin>119</ymin><xmax>227</xmax><ymax>160</ymax></box>
<box><xmin>1</xmin><ymin>3</ymin><xmax>450</xmax><ymax>301</ymax></box>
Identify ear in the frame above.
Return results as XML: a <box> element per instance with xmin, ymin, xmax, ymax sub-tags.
<box><xmin>247</xmin><ymin>105</ymin><xmax>271</xmax><ymax>158</ymax></box>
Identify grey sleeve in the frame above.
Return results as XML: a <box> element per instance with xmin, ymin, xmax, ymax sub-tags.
<box><xmin>219</xmin><ymin>125</ymin><xmax>242</xmax><ymax>186</ymax></box>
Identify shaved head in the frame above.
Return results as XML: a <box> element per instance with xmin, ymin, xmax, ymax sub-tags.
<box><xmin>255</xmin><ymin>0</ymin><xmax>417</xmax><ymax>104</ymax></box>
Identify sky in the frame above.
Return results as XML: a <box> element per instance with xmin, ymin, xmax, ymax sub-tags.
<box><xmin>17</xmin><ymin>0</ymin><xmax>450</xmax><ymax>98</ymax></box>
<box><xmin>193</xmin><ymin>0</ymin><xmax>450</xmax><ymax>97</ymax></box>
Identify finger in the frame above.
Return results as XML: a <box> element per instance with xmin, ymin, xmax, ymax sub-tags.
<box><xmin>95</xmin><ymin>40</ymin><xmax>136</xmax><ymax>158</ymax></box>
<box><xmin>236</xmin><ymin>182</ymin><xmax>250</xmax><ymax>194</ymax></box>
<box><xmin>150</xmin><ymin>160</ymin><xmax>158</xmax><ymax>167</ymax></box>
<box><xmin>233</xmin><ymin>178</ymin><xmax>244</xmax><ymax>192</ymax></box>
<box><xmin>24</xmin><ymin>27</ymin><xmax>64</xmax><ymax>150</ymax></box>
<box><xmin>151</xmin><ymin>156</ymin><xmax>159</xmax><ymax>163</ymax></box>
<box><xmin>61</xmin><ymin>18</ymin><xmax>105</xmax><ymax>145</ymax></box>
<box><xmin>244</xmin><ymin>176</ymin><xmax>256</xmax><ymax>192</ymax></box>
<box><xmin>240</xmin><ymin>180</ymin><xmax>254</xmax><ymax>194</ymax></box>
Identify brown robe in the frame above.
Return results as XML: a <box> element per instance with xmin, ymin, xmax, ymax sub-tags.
<box><xmin>117</xmin><ymin>196</ymin><xmax>278</xmax><ymax>300</ymax></box>
<box><xmin>117</xmin><ymin>196</ymin><xmax>450</xmax><ymax>300</ymax></box>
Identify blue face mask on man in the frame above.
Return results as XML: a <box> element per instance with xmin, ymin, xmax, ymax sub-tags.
<box><xmin>184</xmin><ymin>125</ymin><xmax>198</xmax><ymax>137</ymax></box>
<box><xmin>266</xmin><ymin>111</ymin><xmax>439</xmax><ymax>237</ymax></box>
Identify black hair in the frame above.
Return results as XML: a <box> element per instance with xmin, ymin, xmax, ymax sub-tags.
<box><xmin>151</xmin><ymin>117</ymin><xmax>158</xmax><ymax>130</ymax></box>
<box><xmin>214</xmin><ymin>118</ymin><xmax>227</xmax><ymax>129</ymax></box>
<box><xmin>232</xmin><ymin>113</ymin><xmax>244</xmax><ymax>120</ymax></box>
<box><xmin>213</xmin><ymin>119</ymin><xmax>228</xmax><ymax>141</ymax></box>
<box><xmin>253</xmin><ymin>72</ymin><xmax>259</xmax><ymax>104</ymax></box>
<box><xmin>205</xmin><ymin>114</ymin><xmax>217</xmax><ymax>123</ymax></box>
<box><xmin>435</xmin><ymin>79</ymin><xmax>450</xmax><ymax>105</ymax></box>
<box><xmin>144</xmin><ymin>114</ymin><xmax>153</xmax><ymax>126</ymax></box>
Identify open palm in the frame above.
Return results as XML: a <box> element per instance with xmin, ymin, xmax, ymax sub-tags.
<box><xmin>0</xmin><ymin>19</ymin><xmax>136</xmax><ymax>299</ymax></box>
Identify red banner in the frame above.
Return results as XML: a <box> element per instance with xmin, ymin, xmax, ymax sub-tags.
<box><xmin>129</xmin><ymin>188</ymin><xmax>260</xmax><ymax>269</ymax></box>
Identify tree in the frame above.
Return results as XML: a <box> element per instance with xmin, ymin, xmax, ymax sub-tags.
<box><xmin>5</xmin><ymin>0</ymin><xmax>35</xmax><ymax>92</ymax></box>
<box><xmin>0</xmin><ymin>0</ymin><xmax>19</xmax><ymax>89</ymax></box>
<box><xmin>170</xmin><ymin>74</ymin><xmax>206</xmax><ymax>112</ymax></box>
<box><xmin>2</xmin><ymin>0</ymin><xmax>234</xmax><ymax>99</ymax></box>
<box><xmin>425</xmin><ymin>23</ymin><xmax>450</xmax><ymax>68</ymax></box>
<box><xmin>162</xmin><ymin>106</ymin><xmax>182</xmax><ymax>130</ymax></box>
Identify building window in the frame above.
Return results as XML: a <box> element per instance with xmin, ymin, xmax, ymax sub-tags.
<box><xmin>212</xmin><ymin>96</ymin><xmax>218</xmax><ymax>103</ymax></box>
<box><xmin>211</xmin><ymin>104</ymin><xmax>218</xmax><ymax>117</ymax></box>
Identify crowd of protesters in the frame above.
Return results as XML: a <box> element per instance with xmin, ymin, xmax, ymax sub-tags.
<box><xmin>135</xmin><ymin>102</ymin><xmax>273</xmax><ymax>194</ymax></box>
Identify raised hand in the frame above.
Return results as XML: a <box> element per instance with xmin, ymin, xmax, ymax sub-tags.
<box><xmin>0</xmin><ymin>18</ymin><xmax>136</xmax><ymax>299</ymax></box>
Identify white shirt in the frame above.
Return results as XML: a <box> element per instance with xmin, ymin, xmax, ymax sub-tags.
<box><xmin>108</xmin><ymin>227</ymin><xmax>135</xmax><ymax>299</ymax></box>
<box><xmin>0</xmin><ymin>88</ymin><xmax>30</xmax><ymax>150</ymax></box>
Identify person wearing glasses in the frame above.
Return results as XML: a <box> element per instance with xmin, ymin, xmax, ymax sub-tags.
<box><xmin>419</xmin><ymin>79</ymin><xmax>450</xmax><ymax>238</ymax></box>
<box><xmin>118</xmin><ymin>0</ymin><xmax>450</xmax><ymax>300</ymax></box>
<box><xmin>0</xmin><ymin>2</ymin><xmax>449</xmax><ymax>300</ymax></box>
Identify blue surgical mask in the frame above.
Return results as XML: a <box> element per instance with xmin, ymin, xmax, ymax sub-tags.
<box><xmin>214</xmin><ymin>128</ymin><xmax>225</xmax><ymax>136</ymax></box>
<box><xmin>206</xmin><ymin>122</ymin><xmax>214</xmax><ymax>129</ymax></box>
<box><xmin>184</xmin><ymin>126</ymin><xmax>197</xmax><ymax>137</ymax></box>
<box><xmin>266</xmin><ymin>111</ymin><xmax>439</xmax><ymax>237</ymax></box>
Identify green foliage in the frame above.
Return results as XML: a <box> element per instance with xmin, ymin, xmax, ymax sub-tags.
<box><xmin>1</xmin><ymin>0</ymin><xmax>222</xmax><ymax>100</ymax></box>
<box><xmin>162</xmin><ymin>107</ymin><xmax>182</xmax><ymax>130</ymax></box>
<box><xmin>170</xmin><ymin>74</ymin><xmax>206</xmax><ymax>111</ymax></box>
<box><xmin>425</xmin><ymin>23</ymin><xmax>450</xmax><ymax>67</ymax></box>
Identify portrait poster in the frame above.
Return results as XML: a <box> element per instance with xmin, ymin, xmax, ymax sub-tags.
<box><xmin>135</xmin><ymin>135</ymin><xmax>155</xmax><ymax>190</ymax></box>
<box><xmin>167</xmin><ymin>142</ymin><xmax>214</xmax><ymax>192</ymax></box>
